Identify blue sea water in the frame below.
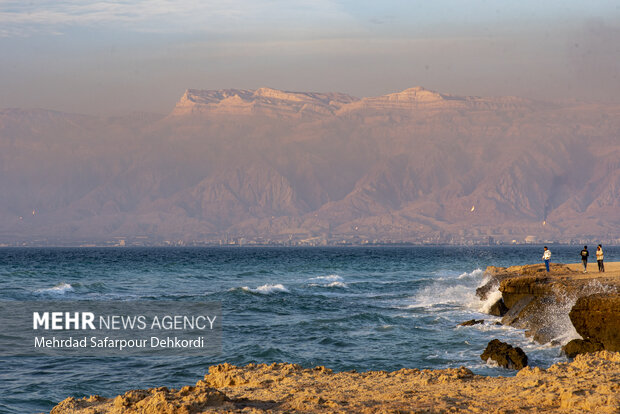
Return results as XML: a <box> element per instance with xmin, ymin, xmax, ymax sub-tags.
<box><xmin>0</xmin><ymin>245</ymin><xmax>617</xmax><ymax>413</ymax></box>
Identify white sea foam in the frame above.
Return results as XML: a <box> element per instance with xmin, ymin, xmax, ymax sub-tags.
<box><xmin>406</xmin><ymin>269</ymin><xmax>483</xmax><ymax>310</ymax></box>
<box><xmin>308</xmin><ymin>281</ymin><xmax>348</xmax><ymax>288</ymax></box>
<box><xmin>310</xmin><ymin>274</ymin><xmax>343</xmax><ymax>282</ymax></box>
<box><xmin>308</xmin><ymin>274</ymin><xmax>347</xmax><ymax>288</ymax></box>
<box><xmin>458</xmin><ymin>268</ymin><xmax>484</xmax><ymax>279</ymax></box>
<box><xmin>36</xmin><ymin>282</ymin><xmax>74</xmax><ymax>295</ymax></box>
<box><xmin>326</xmin><ymin>281</ymin><xmax>347</xmax><ymax>288</ymax></box>
<box><xmin>241</xmin><ymin>284</ymin><xmax>289</xmax><ymax>294</ymax></box>
<box><xmin>405</xmin><ymin>268</ymin><xmax>495</xmax><ymax>310</ymax></box>
<box><xmin>406</xmin><ymin>283</ymin><xmax>479</xmax><ymax>309</ymax></box>
<box><xmin>479</xmin><ymin>286</ymin><xmax>503</xmax><ymax>314</ymax></box>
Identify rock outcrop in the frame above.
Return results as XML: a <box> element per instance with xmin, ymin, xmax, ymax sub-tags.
<box><xmin>459</xmin><ymin>319</ymin><xmax>484</xmax><ymax>327</ymax></box>
<box><xmin>481</xmin><ymin>263</ymin><xmax>620</xmax><ymax>350</ymax></box>
<box><xmin>569</xmin><ymin>293</ymin><xmax>620</xmax><ymax>352</ymax></box>
<box><xmin>480</xmin><ymin>339</ymin><xmax>528</xmax><ymax>370</ymax></box>
<box><xmin>563</xmin><ymin>338</ymin><xmax>605</xmax><ymax>358</ymax></box>
<box><xmin>51</xmin><ymin>352</ymin><xmax>620</xmax><ymax>413</ymax></box>
<box><xmin>51</xmin><ymin>386</ymin><xmax>229</xmax><ymax>414</ymax></box>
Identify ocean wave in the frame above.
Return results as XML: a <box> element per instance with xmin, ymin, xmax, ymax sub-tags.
<box><xmin>403</xmin><ymin>268</ymin><xmax>492</xmax><ymax>310</ymax></box>
<box><xmin>458</xmin><ymin>268</ymin><xmax>484</xmax><ymax>279</ymax></box>
<box><xmin>479</xmin><ymin>287</ymin><xmax>503</xmax><ymax>314</ymax></box>
<box><xmin>405</xmin><ymin>284</ymin><xmax>478</xmax><ymax>309</ymax></box>
<box><xmin>240</xmin><ymin>284</ymin><xmax>289</xmax><ymax>294</ymax></box>
<box><xmin>308</xmin><ymin>281</ymin><xmax>348</xmax><ymax>289</ymax></box>
<box><xmin>308</xmin><ymin>274</ymin><xmax>347</xmax><ymax>288</ymax></box>
<box><xmin>310</xmin><ymin>274</ymin><xmax>343</xmax><ymax>282</ymax></box>
<box><xmin>35</xmin><ymin>282</ymin><xmax>74</xmax><ymax>295</ymax></box>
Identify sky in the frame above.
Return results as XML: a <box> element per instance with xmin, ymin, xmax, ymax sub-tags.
<box><xmin>1</xmin><ymin>0</ymin><xmax>619</xmax><ymax>115</ymax></box>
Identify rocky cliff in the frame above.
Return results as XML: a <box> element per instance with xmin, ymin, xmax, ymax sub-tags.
<box><xmin>570</xmin><ymin>293</ymin><xmax>620</xmax><ymax>352</ymax></box>
<box><xmin>480</xmin><ymin>262</ymin><xmax>620</xmax><ymax>351</ymax></box>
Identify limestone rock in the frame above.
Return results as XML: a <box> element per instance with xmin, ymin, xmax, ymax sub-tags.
<box><xmin>50</xmin><ymin>386</ymin><xmax>230</xmax><ymax>414</ymax></box>
<box><xmin>481</xmin><ymin>339</ymin><xmax>528</xmax><ymax>370</ymax></box>
<box><xmin>562</xmin><ymin>338</ymin><xmax>605</xmax><ymax>358</ymax></box>
<box><xmin>495</xmin><ymin>264</ymin><xmax>612</xmax><ymax>346</ymax></box>
<box><xmin>500</xmin><ymin>275</ymin><xmax>555</xmax><ymax>309</ymax></box>
<box><xmin>50</xmin><ymin>353</ymin><xmax>620</xmax><ymax>413</ymax></box>
<box><xmin>569</xmin><ymin>293</ymin><xmax>620</xmax><ymax>351</ymax></box>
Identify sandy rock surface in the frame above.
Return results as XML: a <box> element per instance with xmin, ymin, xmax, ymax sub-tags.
<box><xmin>52</xmin><ymin>351</ymin><xmax>620</xmax><ymax>413</ymax></box>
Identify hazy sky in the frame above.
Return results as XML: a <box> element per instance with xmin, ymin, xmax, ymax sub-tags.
<box><xmin>1</xmin><ymin>0</ymin><xmax>619</xmax><ymax>115</ymax></box>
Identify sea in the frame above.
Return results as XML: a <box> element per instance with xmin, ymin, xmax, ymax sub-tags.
<box><xmin>0</xmin><ymin>245</ymin><xmax>617</xmax><ymax>413</ymax></box>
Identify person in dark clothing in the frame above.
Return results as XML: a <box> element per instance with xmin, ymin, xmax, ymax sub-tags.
<box><xmin>596</xmin><ymin>244</ymin><xmax>605</xmax><ymax>273</ymax></box>
<box><xmin>580</xmin><ymin>245</ymin><xmax>589</xmax><ymax>273</ymax></box>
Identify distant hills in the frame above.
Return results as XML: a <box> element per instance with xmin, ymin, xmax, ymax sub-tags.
<box><xmin>1</xmin><ymin>87</ymin><xmax>619</xmax><ymax>245</ymax></box>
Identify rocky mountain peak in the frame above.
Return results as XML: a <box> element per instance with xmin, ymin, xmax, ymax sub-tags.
<box><xmin>171</xmin><ymin>87</ymin><xmax>358</xmax><ymax>118</ymax></box>
<box><xmin>386</xmin><ymin>86</ymin><xmax>448</xmax><ymax>102</ymax></box>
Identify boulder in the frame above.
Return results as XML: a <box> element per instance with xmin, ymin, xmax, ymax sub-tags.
<box><xmin>480</xmin><ymin>339</ymin><xmax>528</xmax><ymax>370</ymax></box>
<box><xmin>562</xmin><ymin>338</ymin><xmax>605</xmax><ymax>358</ymax></box>
<box><xmin>458</xmin><ymin>319</ymin><xmax>484</xmax><ymax>327</ymax></box>
<box><xmin>569</xmin><ymin>293</ymin><xmax>620</xmax><ymax>351</ymax></box>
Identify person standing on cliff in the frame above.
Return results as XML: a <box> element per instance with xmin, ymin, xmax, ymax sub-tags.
<box><xmin>542</xmin><ymin>246</ymin><xmax>551</xmax><ymax>272</ymax></box>
<box><xmin>596</xmin><ymin>244</ymin><xmax>605</xmax><ymax>272</ymax></box>
<box><xmin>580</xmin><ymin>245</ymin><xmax>589</xmax><ymax>273</ymax></box>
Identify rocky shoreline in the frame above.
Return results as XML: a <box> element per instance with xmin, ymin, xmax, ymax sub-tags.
<box><xmin>50</xmin><ymin>262</ymin><xmax>620</xmax><ymax>413</ymax></box>
<box><xmin>478</xmin><ymin>261</ymin><xmax>620</xmax><ymax>353</ymax></box>
<box><xmin>51</xmin><ymin>353</ymin><xmax>620</xmax><ymax>413</ymax></box>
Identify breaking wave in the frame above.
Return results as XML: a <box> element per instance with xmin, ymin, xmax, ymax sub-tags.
<box><xmin>310</xmin><ymin>275</ymin><xmax>343</xmax><ymax>282</ymax></box>
<box><xmin>240</xmin><ymin>284</ymin><xmax>289</xmax><ymax>294</ymax></box>
<box><xmin>308</xmin><ymin>275</ymin><xmax>347</xmax><ymax>288</ymax></box>
<box><xmin>458</xmin><ymin>268</ymin><xmax>484</xmax><ymax>279</ymax></box>
<box><xmin>35</xmin><ymin>283</ymin><xmax>74</xmax><ymax>295</ymax></box>
<box><xmin>479</xmin><ymin>287</ymin><xmax>503</xmax><ymax>314</ymax></box>
<box><xmin>406</xmin><ymin>269</ymin><xmax>484</xmax><ymax>309</ymax></box>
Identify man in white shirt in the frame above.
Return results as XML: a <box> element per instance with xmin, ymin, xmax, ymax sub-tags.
<box><xmin>542</xmin><ymin>246</ymin><xmax>551</xmax><ymax>272</ymax></box>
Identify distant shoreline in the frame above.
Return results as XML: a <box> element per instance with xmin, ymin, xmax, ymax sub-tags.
<box><xmin>2</xmin><ymin>243</ymin><xmax>619</xmax><ymax>248</ymax></box>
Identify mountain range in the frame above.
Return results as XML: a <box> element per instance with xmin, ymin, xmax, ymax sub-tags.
<box><xmin>1</xmin><ymin>86</ymin><xmax>619</xmax><ymax>245</ymax></box>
